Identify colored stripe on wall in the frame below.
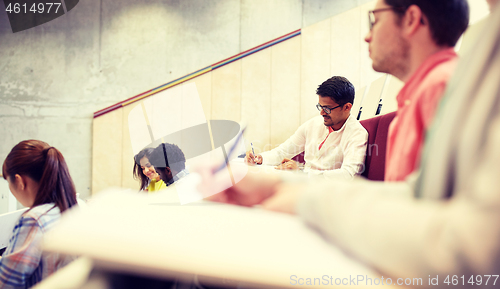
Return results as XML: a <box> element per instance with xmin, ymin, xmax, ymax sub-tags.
<box><xmin>94</xmin><ymin>29</ymin><xmax>301</xmax><ymax>118</ymax></box>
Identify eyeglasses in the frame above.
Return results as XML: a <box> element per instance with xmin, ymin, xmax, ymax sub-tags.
<box><xmin>368</xmin><ymin>7</ymin><xmax>405</xmax><ymax>30</ymax></box>
<box><xmin>368</xmin><ymin>6</ymin><xmax>424</xmax><ymax>30</ymax></box>
<box><xmin>316</xmin><ymin>103</ymin><xmax>342</xmax><ymax>114</ymax></box>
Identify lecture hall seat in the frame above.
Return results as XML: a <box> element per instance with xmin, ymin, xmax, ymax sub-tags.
<box><xmin>291</xmin><ymin>111</ymin><xmax>396</xmax><ymax>180</ymax></box>
<box><xmin>359</xmin><ymin>111</ymin><xmax>396</xmax><ymax>181</ymax></box>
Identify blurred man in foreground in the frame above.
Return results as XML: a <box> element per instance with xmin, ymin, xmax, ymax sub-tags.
<box><xmin>366</xmin><ymin>0</ymin><xmax>469</xmax><ymax>181</ymax></box>
<box><xmin>201</xmin><ymin>1</ymin><xmax>500</xmax><ymax>287</ymax></box>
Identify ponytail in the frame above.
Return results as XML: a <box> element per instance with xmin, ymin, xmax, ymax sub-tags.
<box><xmin>2</xmin><ymin>140</ymin><xmax>77</xmax><ymax>213</ymax></box>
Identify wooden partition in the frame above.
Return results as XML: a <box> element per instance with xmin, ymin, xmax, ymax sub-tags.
<box><xmin>270</xmin><ymin>37</ymin><xmax>301</xmax><ymax>148</ymax></box>
<box><xmin>93</xmin><ymin>108</ymin><xmax>124</xmax><ymax>193</ymax></box>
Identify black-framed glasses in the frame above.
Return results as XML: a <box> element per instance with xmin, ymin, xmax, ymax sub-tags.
<box><xmin>368</xmin><ymin>7</ymin><xmax>405</xmax><ymax>30</ymax></box>
<box><xmin>368</xmin><ymin>6</ymin><xmax>424</xmax><ymax>31</ymax></box>
<box><xmin>316</xmin><ymin>103</ymin><xmax>342</xmax><ymax>114</ymax></box>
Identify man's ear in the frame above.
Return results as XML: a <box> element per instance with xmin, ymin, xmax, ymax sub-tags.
<box><xmin>344</xmin><ymin>103</ymin><xmax>353</xmax><ymax>112</ymax></box>
<box><xmin>403</xmin><ymin>5</ymin><xmax>425</xmax><ymax>36</ymax></box>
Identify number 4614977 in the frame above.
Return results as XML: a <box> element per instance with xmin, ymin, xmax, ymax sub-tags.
<box><xmin>5</xmin><ymin>3</ymin><xmax>62</xmax><ymax>14</ymax></box>
<box><xmin>443</xmin><ymin>275</ymin><xmax>499</xmax><ymax>286</ymax></box>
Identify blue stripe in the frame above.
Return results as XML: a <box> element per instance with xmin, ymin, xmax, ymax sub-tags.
<box><xmin>9</xmin><ymin>218</ymin><xmax>25</xmax><ymax>255</ymax></box>
<box><xmin>1</xmin><ymin>261</ymin><xmax>29</xmax><ymax>277</ymax></box>
<box><xmin>0</xmin><ymin>266</ymin><xmax>26</xmax><ymax>285</ymax></box>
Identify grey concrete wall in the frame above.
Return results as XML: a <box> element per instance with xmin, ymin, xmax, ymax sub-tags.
<box><xmin>0</xmin><ymin>0</ymin><xmax>373</xmax><ymax>202</ymax></box>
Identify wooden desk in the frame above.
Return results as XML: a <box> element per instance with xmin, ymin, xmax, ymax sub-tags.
<box><xmin>41</xmin><ymin>188</ymin><xmax>394</xmax><ymax>288</ymax></box>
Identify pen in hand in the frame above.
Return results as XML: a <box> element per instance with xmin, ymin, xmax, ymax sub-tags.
<box><xmin>251</xmin><ymin>142</ymin><xmax>257</xmax><ymax>163</ymax></box>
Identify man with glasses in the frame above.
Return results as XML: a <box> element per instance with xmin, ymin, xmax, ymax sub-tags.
<box><xmin>366</xmin><ymin>0</ymin><xmax>469</xmax><ymax>181</ymax></box>
<box><xmin>245</xmin><ymin>76</ymin><xmax>368</xmax><ymax>180</ymax></box>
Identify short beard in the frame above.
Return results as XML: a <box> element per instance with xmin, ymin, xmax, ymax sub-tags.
<box><xmin>373</xmin><ymin>34</ymin><xmax>410</xmax><ymax>79</ymax></box>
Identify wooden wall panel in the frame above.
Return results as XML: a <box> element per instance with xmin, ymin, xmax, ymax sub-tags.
<box><xmin>352</xmin><ymin>86</ymin><xmax>366</xmax><ymax>119</ymax></box>
<box><xmin>144</xmin><ymin>85</ymin><xmax>205</xmax><ymax>142</ymax></box>
<box><xmin>270</xmin><ymin>36</ymin><xmax>301</xmax><ymax>148</ymax></box>
<box><xmin>300</xmin><ymin>18</ymin><xmax>331</xmax><ymax>124</ymax></box>
<box><xmin>212</xmin><ymin>61</ymin><xmax>242</xmax><ymax>122</ymax></box>
<box><xmin>359</xmin><ymin>1</ymin><xmax>384</xmax><ymax>88</ymax></box>
<box><xmin>92</xmin><ymin>108</ymin><xmax>123</xmax><ymax>195</ymax></box>
<box><xmin>380</xmin><ymin>76</ymin><xmax>403</xmax><ymax>115</ymax></box>
<box><xmin>121</xmin><ymin>103</ymin><xmax>139</xmax><ymax>191</ymax></box>
<box><xmin>331</xmin><ymin>6</ymin><xmax>361</xmax><ymax>89</ymax></box>
<box><xmin>241</xmin><ymin>49</ymin><xmax>272</xmax><ymax>153</ymax></box>
<box><xmin>185</xmin><ymin>72</ymin><xmax>212</xmax><ymax>121</ymax></box>
<box><xmin>359</xmin><ymin>75</ymin><xmax>386</xmax><ymax>120</ymax></box>
<box><xmin>126</xmin><ymin>102</ymin><xmax>153</xmax><ymax>156</ymax></box>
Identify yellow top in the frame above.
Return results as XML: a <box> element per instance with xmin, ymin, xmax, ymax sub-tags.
<box><xmin>147</xmin><ymin>178</ymin><xmax>167</xmax><ymax>193</ymax></box>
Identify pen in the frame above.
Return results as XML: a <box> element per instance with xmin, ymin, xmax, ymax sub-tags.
<box><xmin>251</xmin><ymin>142</ymin><xmax>256</xmax><ymax>161</ymax></box>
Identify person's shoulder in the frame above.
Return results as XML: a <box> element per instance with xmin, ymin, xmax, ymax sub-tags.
<box><xmin>149</xmin><ymin>178</ymin><xmax>167</xmax><ymax>192</ymax></box>
<box><xmin>429</xmin><ymin>59</ymin><xmax>458</xmax><ymax>79</ymax></box>
<box><xmin>346</xmin><ymin>115</ymin><xmax>368</xmax><ymax>134</ymax></box>
<box><xmin>157</xmin><ymin>179</ymin><xmax>168</xmax><ymax>190</ymax></box>
<box><xmin>415</xmin><ymin>56</ymin><xmax>458</xmax><ymax>106</ymax></box>
<box><xmin>22</xmin><ymin>204</ymin><xmax>61</xmax><ymax>230</ymax></box>
<box><xmin>424</xmin><ymin>51</ymin><xmax>459</xmax><ymax>85</ymax></box>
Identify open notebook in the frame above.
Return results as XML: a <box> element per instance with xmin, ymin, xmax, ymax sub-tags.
<box><xmin>42</xmin><ymin>187</ymin><xmax>386</xmax><ymax>288</ymax></box>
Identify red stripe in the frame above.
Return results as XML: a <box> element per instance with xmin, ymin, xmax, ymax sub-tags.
<box><xmin>93</xmin><ymin>104</ymin><xmax>122</xmax><ymax>118</ymax></box>
<box><xmin>93</xmin><ymin>90</ymin><xmax>153</xmax><ymax>117</ymax></box>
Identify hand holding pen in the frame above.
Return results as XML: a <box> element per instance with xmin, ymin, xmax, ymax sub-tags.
<box><xmin>245</xmin><ymin>143</ymin><xmax>262</xmax><ymax>165</ymax></box>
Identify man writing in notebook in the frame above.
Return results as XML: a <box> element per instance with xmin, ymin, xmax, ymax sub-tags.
<box><xmin>246</xmin><ymin>76</ymin><xmax>368</xmax><ymax>180</ymax></box>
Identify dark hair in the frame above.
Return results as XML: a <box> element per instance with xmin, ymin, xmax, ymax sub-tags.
<box><xmin>385</xmin><ymin>0</ymin><xmax>469</xmax><ymax>47</ymax></box>
<box><xmin>2</xmin><ymin>140</ymin><xmax>77</xmax><ymax>213</ymax></box>
<box><xmin>149</xmin><ymin>143</ymin><xmax>186</xmax><ymax>175</ymax></box>
<box><xmin>316</xmin><ymin>76</ymin><xmax>355</xmax><ymax>105</ymax></box>
<box><xmin>133</xmin><ymin>147</ymin><xmax>156</xmax><ymax>191</ymax></box>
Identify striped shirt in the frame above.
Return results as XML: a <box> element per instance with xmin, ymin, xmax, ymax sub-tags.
<box><xmin>0</xmin><ymin>204</ymin><xmax>74</xmax><ymax>288</ymax></box>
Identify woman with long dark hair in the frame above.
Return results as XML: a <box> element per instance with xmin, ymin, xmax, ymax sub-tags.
<box><xmin>133</xmin><ymin>147</ymin><xmax>166</xmax><ymax>192</ymax></box>
<box><xmin>0</xmin><ymin>140</ymin><xmax>78</xmax><ymax>288</ymax></box>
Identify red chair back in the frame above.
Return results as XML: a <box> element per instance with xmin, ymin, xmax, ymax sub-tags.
<box><xmin>360</xmin><ymin>111</ymin><xmax>396</xmax><ymax>181</ymax></box>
